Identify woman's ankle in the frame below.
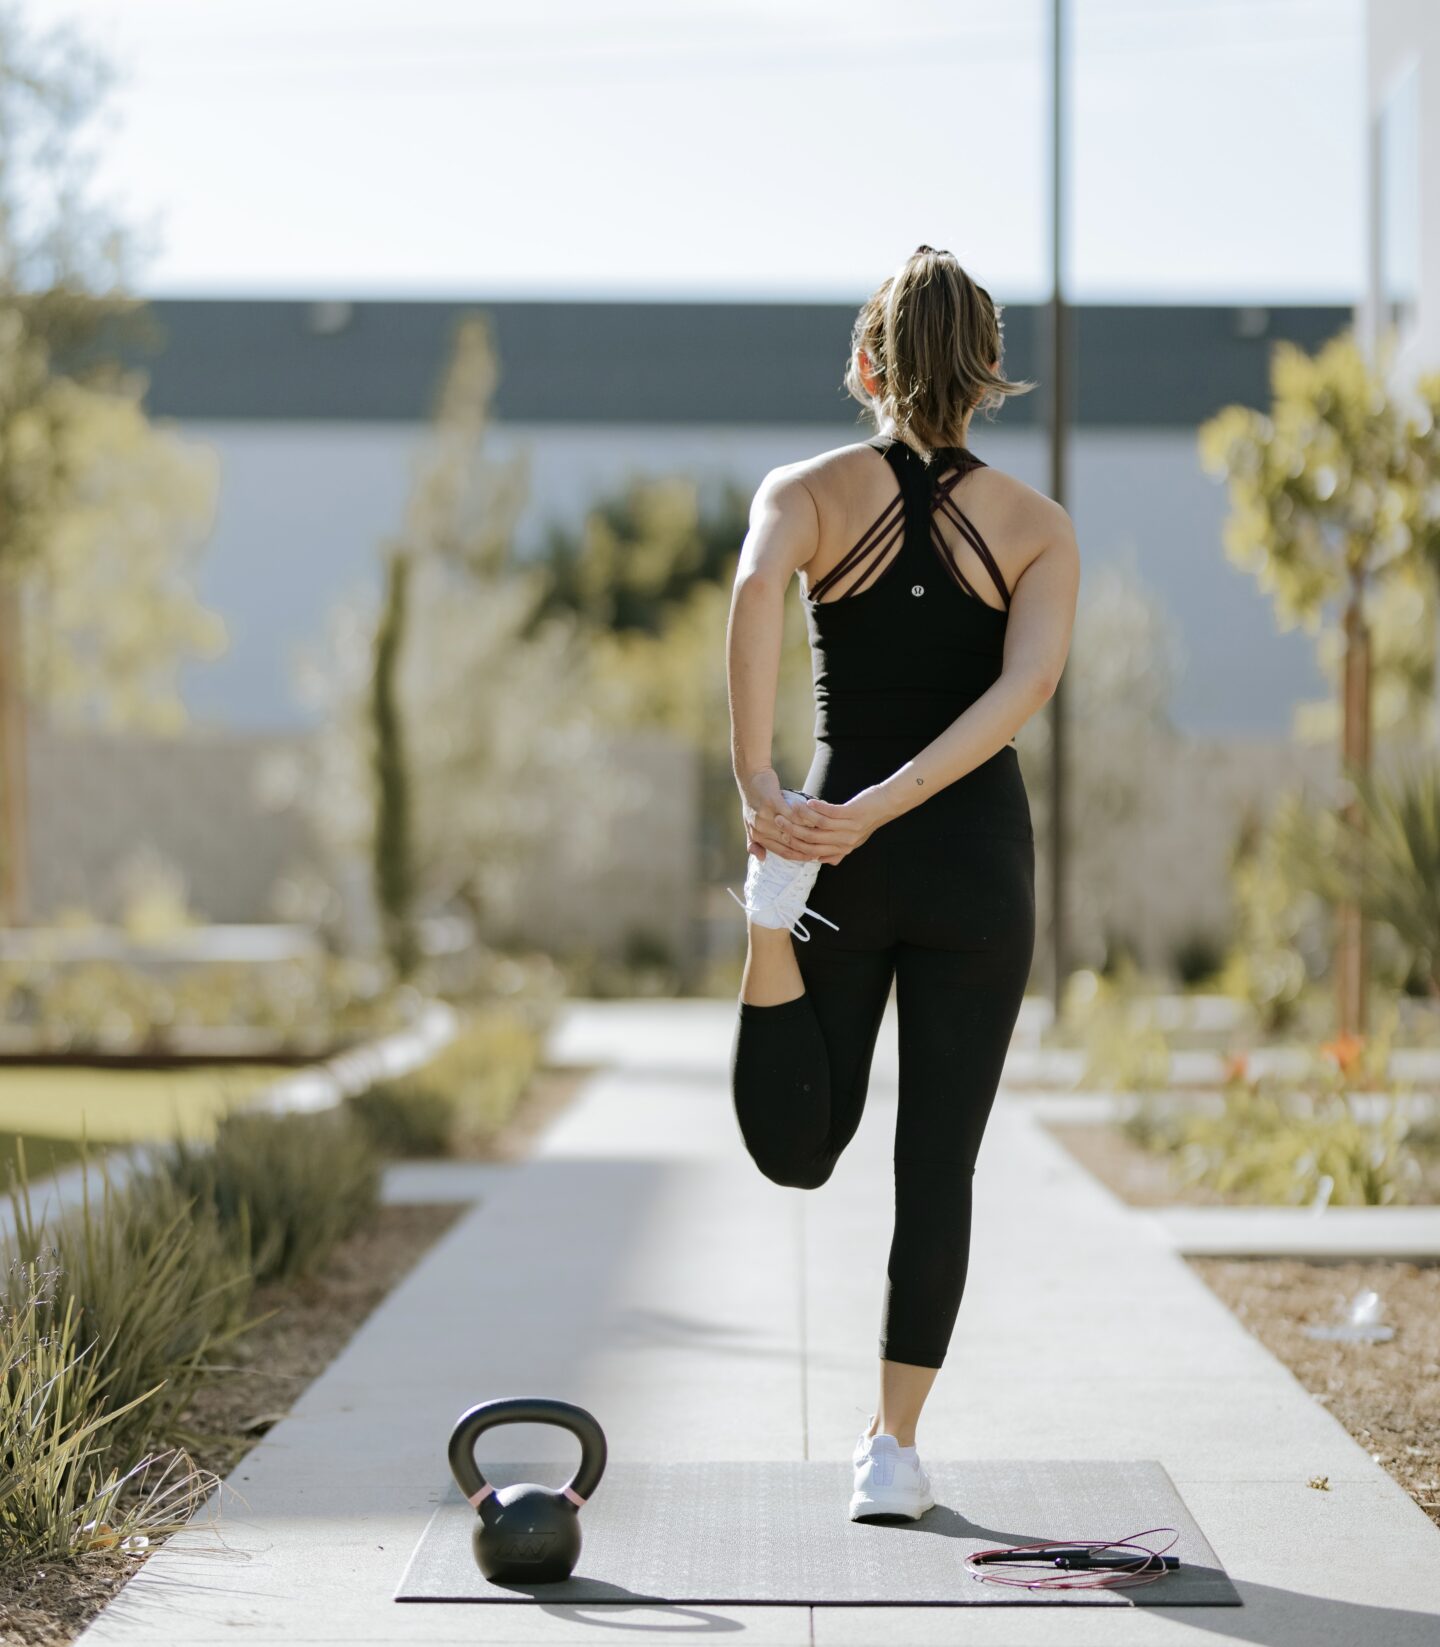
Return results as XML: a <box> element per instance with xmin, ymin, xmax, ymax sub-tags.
<box><xmin>739</xmin><ymin>927</ymin><xmax>805</xmax><ymax>1005</ymax></box>
<box><xmin>868</xmin><ymin>1415</ymin><xmax>917</xmax><ymax>1448</ymax></box>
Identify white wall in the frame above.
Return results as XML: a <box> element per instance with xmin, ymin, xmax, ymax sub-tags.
<box><xmin>175</xmin><ymin>417</ymin><xmax>1327</xmax><ymax>739</ymax></box>
<box><xmin>1363</xmin><ymin>0</ymin><xmax>1440</xmax><ymax>384</ymax></box>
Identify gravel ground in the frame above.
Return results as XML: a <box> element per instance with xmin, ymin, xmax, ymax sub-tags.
<box><xmin>1045</xmin><ymin>1118</ymin><xmax>1440</xmax><ymax>1532</ymax></box>
<box><xmin>1190</xmin><ymin>1257</ymin><xmax>1440</xmax><ymax>1531</ymax></box>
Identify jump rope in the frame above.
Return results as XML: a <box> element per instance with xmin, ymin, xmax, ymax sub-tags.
<box><xmin>964</xmin><ymin>1525</ymin><xmax>1181</xmax><ymax>1591</ymax></box>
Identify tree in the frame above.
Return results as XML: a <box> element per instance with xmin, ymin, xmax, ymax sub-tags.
<box><xmin>300</xmin><ymin>314</ymin><xmax>633</xmax><ymax>967</ymax></box>
<box><xmin>21</xmin><ymin>377</ymin><xmax>223</xmax><ymax>730</ymax></box>
<box><xmin>1277</xmin><ymin>753</ymin><xmax>1440</xmax><ymax>1003</ymax></box>
<box><xmin>370</xmin><ymin>545</ymin><xmax>416</xmax><ymax>978</ymax></box>
<box><xmin>0</xmin><ymin>5</ymin><xmax>223</xmax><ymax>921</ymax></box>
<box><xmin>1199</xmin><ymin>330</ymin><xmax>1440</xmax><ymax>1035</ymax></box>
<box><xmin>533</xmin><ymin>473</ymin><xmax>797</xmax><ymax>889</ymax></box>
<box><xmin>532</xmin><ymin>471</ymin><xmax>751</xmax><ymax>635</ymax></box>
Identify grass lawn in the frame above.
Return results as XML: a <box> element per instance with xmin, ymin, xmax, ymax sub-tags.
<box><xmin>0</xmin><ymin>1064</ymin><xmax>291</xmax><ymax>1188</ymax></box>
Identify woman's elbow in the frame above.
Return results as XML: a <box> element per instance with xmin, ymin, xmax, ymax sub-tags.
<box><xmin>1009</xmin><ymin>666</ymin><xmax>1056</xmax><ymax>707</ymax></box>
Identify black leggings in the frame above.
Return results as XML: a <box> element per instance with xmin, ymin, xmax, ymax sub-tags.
<box><xmin>729</xmin><ymin>736</ymin><xmax>1036</xmax><ymax>1370</ymax></box>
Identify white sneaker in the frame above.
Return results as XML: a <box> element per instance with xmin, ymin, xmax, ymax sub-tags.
<box><xmin>727</xmin><ymin>790</ymin><xmax>840</xmax><ymax>942</ymax></box>
<box><xmin>849</xmin><ymin>1418</ymin><xmax>935</xmax><ymax>1521</ymax></box>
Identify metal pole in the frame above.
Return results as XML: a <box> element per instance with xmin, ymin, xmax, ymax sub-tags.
<box><xmin>1047</xmin><ymin>0</ymin><xmax>1069</xmax><ymax>1024</ymax></box>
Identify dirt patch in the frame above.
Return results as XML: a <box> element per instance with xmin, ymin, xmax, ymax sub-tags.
<box><xmin>0</xmin><ymin>1199</ymin><xmax>467</xmax><ymax>1647</ymax></box>
<box><xmin>1045</xmin><ymin>1118</ymin><xmax>1234</xmax><ymax>1206</ymax></box>
<box><xmin>1189</xmin><ymin>1257</ymin><xmax>1440</xmax><ymax>1530</ymax></box>
<box><xmin>1042</xmin><ymin>1120</ymin><xmax>1440</xmax><ymax>1531</ymax></box>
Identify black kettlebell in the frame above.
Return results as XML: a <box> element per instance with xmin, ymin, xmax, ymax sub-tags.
<box><xmin>448</xmin><ymin>1397</ymin><xmax>607</xmax><ymax>1585</ymax></box>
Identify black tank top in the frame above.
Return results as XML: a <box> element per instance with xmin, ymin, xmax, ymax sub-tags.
<box><xmin>802</xmin><ymin>436</ymin><xmax>1011</xmax><ymax>744</ymax></box>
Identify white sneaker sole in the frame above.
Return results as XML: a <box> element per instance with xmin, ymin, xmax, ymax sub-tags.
<box><xmin>848</xmin><ymin>1484</ymin><xmax>935</xmax><ymax>1521</ymax></box>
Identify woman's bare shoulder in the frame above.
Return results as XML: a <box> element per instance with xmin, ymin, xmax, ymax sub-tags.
<box><xmin>761</xmin><ymin>439</ymin><xmax>887</xmax><ymax>522</ymax></box>
<box><xmin>971</xmin><ymin>462</ymin><xmax>1075</xmax><ymax>549</ymax></box>
<box><xmin>766</xmin><ymin>438</ymin><xmax>877</xmax><ymax>487</ymax></box>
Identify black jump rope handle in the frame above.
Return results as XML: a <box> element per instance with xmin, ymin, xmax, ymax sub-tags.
<box><xmin>980</xmin><ymin>1549</ymin><xmax>1181</xmax><ymax>1570</ymax></box>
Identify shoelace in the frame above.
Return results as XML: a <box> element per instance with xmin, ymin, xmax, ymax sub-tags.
<box><xmin>726</xmin><ymin>883</ymin><xmax>839</xmax><ymax>942</ymax></box>
<box><xmin>726</xmin><ymin>852</ymin><xmax>840</xmax><ymax>942</ymax></box>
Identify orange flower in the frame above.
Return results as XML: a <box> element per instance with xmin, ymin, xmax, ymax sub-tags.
<box><xmin>1222</xmin><ymin>1050</ymin><xmax>1249</xmax><ymax>1083</ymax></box>
<box><xmin>1319</xmin><ymin>1032</ymin><xmax>1365</xmax><ymax>1075</ymax></box>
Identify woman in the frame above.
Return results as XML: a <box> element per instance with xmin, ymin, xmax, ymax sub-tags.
<box><xmin>725</xmin><ymin>245</ymin><xmax>1079</xmax><ymax>1522</ymax></box>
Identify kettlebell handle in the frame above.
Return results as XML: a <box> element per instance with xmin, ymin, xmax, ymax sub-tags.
<box><xmin>449</xmin><ymin>1397</ymin><xmax>607</xmax><ymax>1513</ymax></box>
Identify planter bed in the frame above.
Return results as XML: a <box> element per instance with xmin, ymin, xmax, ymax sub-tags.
<box><xmin>0</xmin><ymin>1197</ymin><xmax>468</xmax><ymax>1647</ymax></box>
<box><xmin>1044</xmin><ymin>1116</ymin><xmax>1440</xmax><ymax>1208</ymax></box>
<box><xmin>0</xmin><ymin>1040</ymin><xmax>348</xmax><ymax>1069</ymax></box>
<box><xmin>0</xmin><ymin>1003</ymin><xmax>589</xmax><ymax>1646</ymax></box>
<box><xmin>1191</xmin><ymin>1256</ymin><xmax>1440</xmax><ymax>1532</ymax></box>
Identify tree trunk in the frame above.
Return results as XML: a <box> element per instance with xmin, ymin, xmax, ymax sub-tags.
<box><xmin>1334</xmin><ymin>577</ymin><xmax>1371</xmax><ymax>1036</ymax></box>
<box><xmin>0</xmin><ymin>581</ymin><xmax>29</xmax><ymax>926</ymax></box>
<box><xmin>372</xmin><ymin>546</ymin><xmax>417</xmax><ymax>979</ymax></box>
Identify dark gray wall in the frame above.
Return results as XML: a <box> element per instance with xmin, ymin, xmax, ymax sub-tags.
<box><xmin>96</xmin><ymin>297</ymin><xmax>1351</xmax><ymax>428</ymax></box>
<box><xmin>67</xmin><ymin>295</ymin><xmax>1354</xmax><ymax>738</ymax></box>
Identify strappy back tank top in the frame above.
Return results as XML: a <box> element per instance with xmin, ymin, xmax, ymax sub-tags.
<box><xmin>802</xmin><ymin>436</ymin><xmax>1011</xmax><ymax>744</ymax></box>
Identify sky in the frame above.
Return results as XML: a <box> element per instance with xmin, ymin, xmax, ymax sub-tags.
<box><xmin>41</xmin><ymin>0</ymin><xmax>1364</xmax><ymax>304</ymax></box>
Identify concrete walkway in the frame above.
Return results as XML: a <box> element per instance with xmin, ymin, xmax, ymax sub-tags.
<box><xmin>76</xmin><ymin>997</ymin><xmax>1440</xmax><ymax>1645</ymax></box>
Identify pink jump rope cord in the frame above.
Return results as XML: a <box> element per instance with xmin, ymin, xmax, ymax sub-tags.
<box><xmin>966</xmin><ymin>1525</ymin><xmax>1180</xmax><ymax>1591</ymax></box>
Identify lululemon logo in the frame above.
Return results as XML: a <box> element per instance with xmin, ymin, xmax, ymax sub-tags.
<box><xmin>911</xmin><ymin>584</ymin><xmax>925</xmax><ymax>596</ymax></box>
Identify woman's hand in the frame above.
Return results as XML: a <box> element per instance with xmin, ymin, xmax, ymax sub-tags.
<box><xmin>737</xmin><ymin>769</ymin><xmax>892</xmax><ymax>867</ymax></box>
<box><xmin>799</xmin><ymin>789</ymin><xmax>892</xmax><ymax>863</ymax></box>
<box><xmin>737</xmin><ymin>769</ymin><xmax>821</xmax><ymax>864</ymax></box>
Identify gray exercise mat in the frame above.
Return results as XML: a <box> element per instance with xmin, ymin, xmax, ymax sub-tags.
<box><xmin>395</xmin><ymin>1458</ymin><xmax>1242</xmax><ymax>1606</ymax></box>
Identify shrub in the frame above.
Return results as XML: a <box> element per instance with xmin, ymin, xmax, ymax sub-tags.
<box><xmin>0</xmin><ymin>953</ymin><xmax>412</xmax><ymax>1056</ymax></box>
<box><xmin>1120</xmin><ymin>1089</ymin><xmax>1187</xmax><ymax>1153</ymax></box>
<box><xmin>350</xmin><ymin>1081</ymin><xmax>457</xmax><ymax>1158</ymax></box>
<box><xmin>1170</xmin><ymin>1077</ymin><xmax>1419</xmax><ymax>1206</ymax></box>
<box><xmin>1171</xmin><ymin>927</ymin><xmax>1226</xmax><ymax>987</ymax></box>
<box><xmin>1217</xmin><ymin>793</ymin><xmax>1325</xmax><ymax>1034</ymax></box>
<box><xmin>1067</xmin><ymin>960</ymin><xmax>1172</xmax><ymax>1093</ymax></box>
<box><xmin>4</xmin><ymin>1149</ymin><xmax>255</xmax><ymax>1466</ymax></box>
<box><xmin>1275</xmin><ymin>751</ymin><xmax>1440</xmax><ymax>1002</ymax></box>
<box><xmin>0</xmin><ymin>1104</ymin><xmax>387</xmax><ymax>1578</ymax></box>
<box><xmin>349</xmin><ymin>1004</ymin><xmax>544</xmax><ymax>1155</ymax></box>
<box><xmin>1127</xmin><ymin>1012</ymin><xmax>1422</xmax><ymax>1207</ymax></box>
<box><xmin>418</xmin><ymin>1006</ymin><xmax>543</xmax><ymax>1135</ymax></box>
<box><xmin>160</xmin><ymin>1107</ymin><xmax>380</xmax><ymax>1284</ymax></box>
<box><xmin>0</xmin><ymin>1252</ymin><xmax>219</xmax><ymax>1569</ymax></box>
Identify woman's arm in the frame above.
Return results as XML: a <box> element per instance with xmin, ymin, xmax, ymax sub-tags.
<box><xmin>726</xmin><ymin>466</ymin><xmax>827</xmax><ymax>860</ymax></box>
<box><xmin>727</xmin><ymin>467</ymin><xmax>817</xmax><ymax>785</ymax></box>
<box><xmin>861</xmin><ymin>499</ymin><xmax>1079</xmax><ymax>826</ymax></box>
<box><xmin>791</xmin><ymin>497</ymin><xmax>1080</xmax><ymax>853</ymax></box>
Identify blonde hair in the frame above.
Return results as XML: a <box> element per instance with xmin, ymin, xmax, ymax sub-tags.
<box><xmin>843</xmin><ymin>245</ymin><xmax>1035</xmax><ymax>464</ymax></box>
